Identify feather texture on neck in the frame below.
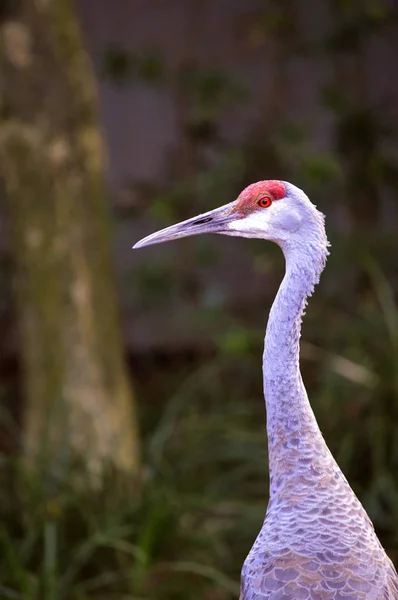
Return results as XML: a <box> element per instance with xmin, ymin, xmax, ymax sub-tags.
<box><xmin>263</xmin><ymin>217</ymin><xmax>333</xmax><ymax>500</ymax></box>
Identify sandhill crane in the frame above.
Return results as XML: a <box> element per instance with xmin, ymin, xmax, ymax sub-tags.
<box><xmin>134</xmin><ymin>180</ymin><xmax>398</xmax><ymax>599</ymax></box>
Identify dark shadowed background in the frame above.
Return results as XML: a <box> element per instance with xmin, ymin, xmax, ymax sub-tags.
<box><xmin>0</xmin><ymin>0</ymin><xmax>397</xmax><ymax>598</ymax></box>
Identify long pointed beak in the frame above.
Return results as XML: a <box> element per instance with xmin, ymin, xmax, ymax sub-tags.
<box><xmin>133</xmin><ymin>201</ymin><xmax>236</xmax><ymax>249</ymax></box>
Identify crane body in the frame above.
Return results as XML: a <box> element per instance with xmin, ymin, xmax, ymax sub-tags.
<box><xmin>134</xmin><ymin>180</ymin><xmax>398</xmax><ymax>599</ymax></box>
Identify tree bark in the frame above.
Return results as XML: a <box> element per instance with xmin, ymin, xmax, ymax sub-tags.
<box><xmin>0</xmin><ymin>0</ymin><xmax>141</xmax><ymax>478</ymax></box>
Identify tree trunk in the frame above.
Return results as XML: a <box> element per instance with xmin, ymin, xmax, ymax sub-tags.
<box><xmin>0</xmin><ymin>0</ymin><xmax>141</xmax><ymax>478</ymax></box>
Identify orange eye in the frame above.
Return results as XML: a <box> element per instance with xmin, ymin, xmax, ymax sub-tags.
<box><xmin>257</xmin><ymin>195</ymin><xmax>272</xmax><ymax>208</ymax></box>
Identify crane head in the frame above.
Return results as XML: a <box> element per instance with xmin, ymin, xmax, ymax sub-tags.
<box><xmin>133</xmin><ymin>180</ymin><xmax>326</xmax><ymax>251</ymax></box>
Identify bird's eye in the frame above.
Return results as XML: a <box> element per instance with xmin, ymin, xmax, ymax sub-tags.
<box><xmin>257</xmin><ymin>195</ymin><xmax>272</xmax><ymax>208</ymax></box>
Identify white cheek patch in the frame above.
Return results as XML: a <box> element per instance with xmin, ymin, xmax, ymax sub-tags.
<box><xmin>227</xmin><ymin>210</ymin><xmax>269</xmax><ymax>234</ymax></box>
<box><xmin>228</xmin><ymin>213</ymin><xmax>265</xmax><ymax>233</ymax></box>
<box><xmin>226</xmin><ymin>205</ymin><xmax>302</xmax><ymax>238</ymax></box>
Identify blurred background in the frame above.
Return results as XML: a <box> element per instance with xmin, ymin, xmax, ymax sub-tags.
<box><xmin>0</xmin><ymin>0</ymin><xmax>398</xmax><ymax>598</ymax></box>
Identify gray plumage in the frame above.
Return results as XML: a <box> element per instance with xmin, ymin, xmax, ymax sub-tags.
<box><xmin>133</xmin><ymin>180</ymin><xmax>398</xmax><ymax>599</ymax></box>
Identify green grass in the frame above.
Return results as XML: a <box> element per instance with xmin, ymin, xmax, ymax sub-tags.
<box><xmin>0</xmin><ymin>361</ymin><xmax>266</xmax><ymax>600</ymax></box>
